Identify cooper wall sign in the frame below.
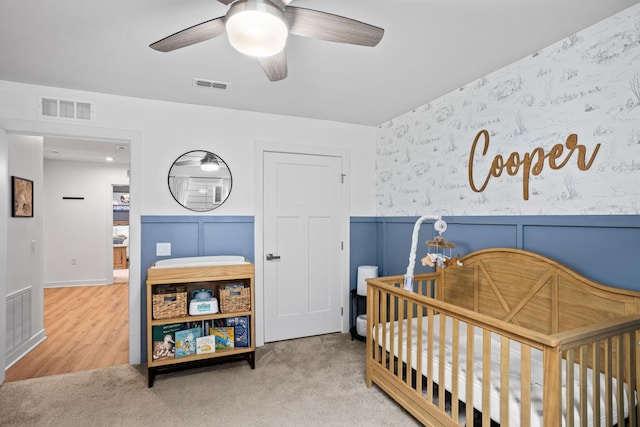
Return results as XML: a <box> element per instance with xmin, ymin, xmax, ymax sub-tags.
<box><xmin>468</xmin><ymin>130</ymin><xmax>601</xmax><ymax>200</ymax></box>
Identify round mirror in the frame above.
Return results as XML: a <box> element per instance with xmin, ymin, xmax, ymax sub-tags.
<box><xmin>168</xmin><ymin>150</ymin><xmax>233</xmax><ymax>212</ymax></box>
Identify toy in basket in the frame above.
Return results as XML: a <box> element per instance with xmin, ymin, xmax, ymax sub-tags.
<box><xmin>219</xmin><ymin>284</ymin><xmax>251</xmax><ymax>313</ymax></box>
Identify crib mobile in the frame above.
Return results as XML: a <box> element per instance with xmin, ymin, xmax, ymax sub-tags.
<box><xmin>403</xmin><ymin>215</ymin><xmax>462</xmax><ymax>291</ymax></box>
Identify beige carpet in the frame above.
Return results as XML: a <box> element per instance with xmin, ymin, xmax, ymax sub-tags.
<box><xmin>0</xmin><ymin>333</ymin><xmax>420</xmax><ymax>427</ymax></box>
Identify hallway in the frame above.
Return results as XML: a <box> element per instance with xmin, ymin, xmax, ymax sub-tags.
<box><xmin>5</xmin><ymin>276</ymin><xmax>129</xmax><ymax>382</ymax></box>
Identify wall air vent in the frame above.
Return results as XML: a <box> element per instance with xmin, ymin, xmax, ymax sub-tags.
<box><xmin>39</xmin><ymin>97</ymin><xmax>94</xmax><ymax>121</ymax></box>
<box><xmin>193</xmin><ymin>78</ymin><xmax>229</xmax><ymax>91</ymax></box>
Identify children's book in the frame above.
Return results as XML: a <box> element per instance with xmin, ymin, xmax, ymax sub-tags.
<box><xmin>151</xmin><ymin>323</ymin><xmax>184</xmax><ymax>361</ymax></box>
<box><xmin>196</xmin><ymin>335</ymin><xmax>216</xmax><ymax>355</ymax></box>
<box><xmin>174</xmin><ymin>327</ymin><xmax>201</xmax><ymax>358</ymax></box>
<box><xmin>211</xmin><ymin>326</ymin><xmax>234</xmax><ymax>351</ymax></box>
<box><xmin>225</xmin><ymin>316</ymin><xmax>249</xmax><ymax>347</ymax></box>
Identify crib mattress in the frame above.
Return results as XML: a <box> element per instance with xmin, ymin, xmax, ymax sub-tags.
<box><xmin>375</xmin><ymin>315</ymin><xmax>633</xmax><ymax>426</ymax></box>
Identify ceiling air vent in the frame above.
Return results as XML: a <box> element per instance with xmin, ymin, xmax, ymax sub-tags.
<box><xmin>193</xmin><ymin>78</ymin><xmax>229</xmax><ymax>91</ymax></box>
<box><xmin>39</xmin><ymin>97</ymin><xmax>94</xmax><ymax>121</ymax></box>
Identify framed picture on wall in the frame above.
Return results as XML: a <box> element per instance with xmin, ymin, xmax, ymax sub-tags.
<box><xmin>12</xmin><ymin>176</ymin><xmax>33</xmax><ymax>218</ymax></box>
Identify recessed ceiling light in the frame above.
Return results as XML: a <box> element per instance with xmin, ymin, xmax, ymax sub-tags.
<box><xmin>106</xmin><ymin>157</ymin><xmax>114</xmax><ymax>162</ymax></box>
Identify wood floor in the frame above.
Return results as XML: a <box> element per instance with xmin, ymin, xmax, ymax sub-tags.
<box><xmin>5</xmin><ymin>281</ymin><xmax>129</xmax><ymax>382</ymax></box>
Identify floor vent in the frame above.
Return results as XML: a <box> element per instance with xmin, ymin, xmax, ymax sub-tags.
<box><xmin>6</xmin><ymin>287</ymin><xmax>31</xmax><ymax>355</ymax></box>
<box><xmin>193</xmin><ymin>78</ymin><xmax>229</xmax><ymax>91</ymax></box>
<box><xmin>40</xmin><ymin>97</ymin><xmax>93</xmax><ymax>121</ymax></box>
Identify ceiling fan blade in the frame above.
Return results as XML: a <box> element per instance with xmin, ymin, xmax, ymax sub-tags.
<box><xmin>174</xmin><ymin>160</ymin><xmax>200</xmax><ymax>166</ymax></box>
<box><xmin>150</xmin><ymin>16</ymin><xmax>226</xmax><ymax>52</ymax></box>
<box><xmin>217</xmin><ymin>0</ymin><xmax>291</xmax><ymax>5</ymax></box>
<box><xmin>285</xmin><ymin>7</ymin><xmax>384</xmax><ymax>47</ymax></box>
<box><xmin>258</xmin><ymin>50</ymin><xmax>288</xmax><ymax>82</ymax></box>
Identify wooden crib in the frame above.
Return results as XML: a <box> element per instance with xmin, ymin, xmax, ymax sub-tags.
<box><xmin>365</xmin><ymin>248</ymin><xmax>640</xmax><ymax>426</ymax></box>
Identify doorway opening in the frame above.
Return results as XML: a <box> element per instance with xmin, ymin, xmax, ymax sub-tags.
<box><xmin>4</xmin><ymin>135</ymin><xmax>131</xmax><ymax>382</ymax></box>
<box><xmin>113</xmin><ymin>184</ymin><xmax>130</xmax><ymax>285</ymax></box>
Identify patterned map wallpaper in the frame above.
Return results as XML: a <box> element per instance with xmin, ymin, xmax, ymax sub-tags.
<box><xmin>376</xmin><ymin>4</ymin><xmax>640</xmax><ymax>216</ymax></box>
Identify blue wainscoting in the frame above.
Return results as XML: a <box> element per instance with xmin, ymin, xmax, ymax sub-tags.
<box><xmin>140</xmin><ymin>214</ymin><xmax>639</xmax><ymax>357</ymax></box>
<box><xmin>350</xmin><ymin>215</ymin><xmax>640</xmax><ymax>292</ymax></box>
<box><xmin>140</xmin><ymin>215</ymin><xmax>255</xmax><ymax>359</ymax></box>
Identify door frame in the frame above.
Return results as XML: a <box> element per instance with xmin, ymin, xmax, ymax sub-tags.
<box><xmin>0</xmin><ymin>129</ymin><xmax>8</xmax><ymax>382</ymax></box>
<box><xmin>254</xmin><ymin>141</ymin><xmax>351</xmax><ymax>347</ymax></box>
<box><xmin>0</xmin><ymin>118</ymin><xmax>142</xmax><ymax>366</ymax></box>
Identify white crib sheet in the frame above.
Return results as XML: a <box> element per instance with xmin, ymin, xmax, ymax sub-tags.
<box><xmin>376</xmin><ymin>315</ymin><xmax>633</xmax><ymax>426</ymax></box>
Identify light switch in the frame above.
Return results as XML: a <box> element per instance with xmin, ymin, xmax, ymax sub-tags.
<box><xmin>31</xmin><ymin>240</ymin><xmax>37</xmax><ymax>254</ymax></box>
<box><xmin>156</xmin><ymin>242</ymin><xmax>171</xmax><ymax>256</ymax></box>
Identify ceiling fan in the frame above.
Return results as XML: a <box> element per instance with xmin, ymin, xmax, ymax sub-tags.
<box><xmin>149</xmin><ymin>0</ymin><xmax>384</xmax><ymax>82</ymax></box>
<box><xmin>174</xmin><ymin>151</ymin><xmax>222</xmax><ymax>171</ymax></box>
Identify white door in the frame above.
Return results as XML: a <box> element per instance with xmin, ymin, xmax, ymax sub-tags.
<box><xmin>263</xmin><ymin>151</ymin><xmax>343</xmax><ymax>342</ymax></box>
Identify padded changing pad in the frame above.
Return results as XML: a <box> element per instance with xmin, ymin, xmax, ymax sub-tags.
<box><xmin>152</xmin><ymin>255</ymin><xmax>248</xmax><ymax>268</ymax></box>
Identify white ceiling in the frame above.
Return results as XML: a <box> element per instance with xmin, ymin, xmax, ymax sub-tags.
<box><xmin>1</xmin><ymin>0</ymin><xmax>638</xmax><ymax>161</ymax></box>
<box><xmin>42</xmin><ymin>136</ymin><xmax>131</xmax><ymax>167</ymax></box>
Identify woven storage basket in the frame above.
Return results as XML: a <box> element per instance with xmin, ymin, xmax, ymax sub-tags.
<box><xmin>219</xmin><ymin>287</ymin><xmax>251</xmax><ymax>313</ymax></box>
<box><xmin>152</xmin><ymin>286</ymin><xmax>187</xmax><ymax>319</ymax></box>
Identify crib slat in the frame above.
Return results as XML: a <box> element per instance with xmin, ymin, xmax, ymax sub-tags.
<box><xmin>416</xmin><ymin>308</ymin><xmax>424</xmax><ymax>395</ymax></box>
<box><xmin>377</xmin><ymin>288</ymin><xmax>383</xmax><ymax>364</ymax></box>
<box><xmin>438</xmin><ymin>314</ymin><xmax>446</xmax><ymax>413</ymax></box>
<box><xmin>398</xmin><ymin>298</ymin><xmax>406</xmax><ymax>382</ymax></box>
<box><xmin>629</xmin><ymin>331</ymin><xmax>638</xmax><ymax>427</ymax></box>
<box><xmin>404</xmin><ymin>303</ymin><xmax>416</xmax><ymax>388</ymax></box>
<box><xmin>404</xmin><ymin>302</ymin><xmax>413</xmax><ymax>388</ymax></box>
<box><xmin>521</xmin><ymin>343</ymin><xmax>531</xmax><ymax>426</ymax></box>
<box><xmin>380</xmin><ymin>289</ymin><xmax>388</xmax><ymax>367</ymax></box>
<box><xmin>426</xmin><ymin>308</ymin><xmax>435</xmax><ymax>401</ymax></box>
<box><xmin>605</xmin><ymin>337</ymin><xmax>613</xmax><ymax>426</ymax></box>
<box><xmin>466</xmin><ymin>323</ymin><xmax>475</xmax><ymax>425</ymax></box>
<box><xmin>482</xmin><ymin>330</ymin><xmax>491</xmax><ymax>427</ymax></box>
<box><xmin>592</xmin><ymin>340</ymin><xmax>601</xmax><ymax>426</ymax></box>
<box><xmin>579</xmin><ymin>345</ymin><xmax>588</xmax><ymax>425</ymax></box>
<box><xmin>621</xmin><ymin>332</ymin><xmax>635</xmax><ymax>427</ymax></box>
<box><xmin>451</xmin><ymin>318</ymin><xmax>460</xmax><ymax>423</ymax></box>
<box><xmin>389</xmin><ymin>294</ymin><xmax>396</xmax><ymax>377</ymax></box>
<box><xmin>500</xmin><ymin>336</ymin><xmax>510</xmax><ymax>427</ymax></box>
<box><xmin>615</xmin><ymin>336</ymin><xmax>624</xmax><ymax>423</ymax></box>
<box><xmin>565</xmin><ymin>349</ymin><xmax>575</xmax><ymax>426</ymax></box>
<box><xmin>369</xmin><ymin>288</ymin><xmax>375</xmax><ymax>366</ymax></box>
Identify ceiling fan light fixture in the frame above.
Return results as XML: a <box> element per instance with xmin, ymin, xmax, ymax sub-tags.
<box><xmin>225</xmin><ymin>0</ymin><xmax>288</xmax><ymax>58</ymax></box>
<box><xmin>201</xmin><ymin>153</ymin><xmax>220</xmax><ymax>171</ymax></box>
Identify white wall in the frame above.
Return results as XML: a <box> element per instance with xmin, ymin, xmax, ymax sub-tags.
<box><xmin>43</xmin><ymin>159</ymin><xmax>129</xmax><ymax>287</ymax></box>
<box><xmin>376</xmin><ymin>4</ymin><xmax>640</xmax><ymax>216</ymax></box>
<box><xmin>0</xmin><ymin>81</ymin><xmax>377</xmax><ymax>366</ymax></box>
<box><xmin>6</xmin><ymin>134</ymin><xmax>45</xmax><ymax>366</ymax></box>
<box><xmin>0</xmin><ymin>81</ymin><xmax>377</xmax><ymax>216</ymax></box>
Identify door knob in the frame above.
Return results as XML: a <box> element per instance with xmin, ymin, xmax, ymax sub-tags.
<box><xmin>266</xmin><ymin>253</ymin><xmax>281</xmax><ymax>261</ymax></box>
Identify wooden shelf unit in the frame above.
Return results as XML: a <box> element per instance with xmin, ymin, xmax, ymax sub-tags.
<box><xmin>146</xmin><ymin>261</ymin><xmax>255</xmax><ymax>387</ymax></box>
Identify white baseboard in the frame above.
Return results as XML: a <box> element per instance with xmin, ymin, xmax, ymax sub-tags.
<box><xmin>5</xmin><ymin>329</ymin><xmax>47</xmax><ymax>370</ymax></box>
<box><xmin>44</xmin><ymin>279</ymin><xmax>109</xmax><ymax>288</ymax></box>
